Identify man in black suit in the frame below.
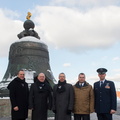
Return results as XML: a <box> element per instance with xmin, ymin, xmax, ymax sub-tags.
<box><xmin>94</xmin><ymin>68</ymin><xmax>117</xmax><ymax>120</ymax></box>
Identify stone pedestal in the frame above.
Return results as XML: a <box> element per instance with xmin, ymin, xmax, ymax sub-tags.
<box><xmin>0</xmin><ymin>99</ymin><xmax>11</xmax><ymax>117</ymax></box>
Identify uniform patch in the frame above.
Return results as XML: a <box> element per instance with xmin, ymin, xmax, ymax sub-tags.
<box><xmin>105</xmin><ymin>83</ymin><xmax>110</xmax><ymax>89</ymax></box>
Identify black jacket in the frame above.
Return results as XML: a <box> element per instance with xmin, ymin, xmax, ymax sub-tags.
<box><xmin>7</xmin><ymin>77</ymin><xmax>29</xmax><ymax>119</ymax></box>
<box><xmin>53</xmin><ymin>81</ymin><xmax>74</xmax><ymax>120</ymax></box>
<box><xmin>29</xmin><ymin>80</ymin><xmax>52</xmax><ymax>120</ymax></box>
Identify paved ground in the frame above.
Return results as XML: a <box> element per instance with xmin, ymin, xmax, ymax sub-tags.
<box><xmin>0</xmin><ymin>113</ymin><xmax>120</xmax><ymax>120</ymax></box>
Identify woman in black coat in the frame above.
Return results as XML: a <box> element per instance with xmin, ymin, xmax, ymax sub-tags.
<box><xmin>29</xmin><ymin>73</ymin><xmax>52</xmax><ymax>120</ymax></box>
<box><xmin>7</xmin><ymin>70</ymin><xmax>29</xmax><ymax>120</ymax></box>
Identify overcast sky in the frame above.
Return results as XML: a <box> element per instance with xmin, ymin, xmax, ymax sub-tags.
<box><xmin>0</xmin><ymin>0</ymin><xmax>120</xmax><ymax>89</ymax></box>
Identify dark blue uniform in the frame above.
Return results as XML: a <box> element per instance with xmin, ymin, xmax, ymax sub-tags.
<box><xmin>94</xmin><ymin>80</ymin><xmax>117</xmax><ymax>120</ymax></box>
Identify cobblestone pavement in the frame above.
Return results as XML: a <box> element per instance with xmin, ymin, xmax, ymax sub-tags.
<box><xmin>0</xmin><ymin>113</ymin><xmax>120</xmax><ymax>120</ymax></box>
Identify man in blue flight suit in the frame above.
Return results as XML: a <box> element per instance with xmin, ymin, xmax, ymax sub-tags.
<box><xmin>94</xmin><ymin>68</ymin><xmax>117</xmax><ymax>120</ymax></box>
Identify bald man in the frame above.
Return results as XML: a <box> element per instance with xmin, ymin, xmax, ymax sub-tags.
<box><xmin>29</xmin><ymin>73</ymin><xmax>52</xmax><ymax>120</ymax></box>
<box><xmin>7</xmin><ymin>70</ymin><xmax>29</xmax><ymax>120</ymax></box>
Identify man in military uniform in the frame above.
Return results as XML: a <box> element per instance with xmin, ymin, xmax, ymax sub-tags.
<box><xmin>94</xmin><ymin>68</ymin><xmax>117</xmax><ymax>120</ymax></box>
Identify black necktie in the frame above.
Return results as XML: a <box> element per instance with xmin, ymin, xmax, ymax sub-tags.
<box><xmin>100</xmin><ymin>81</ymin><xmax>103</xmax><ymax>87</ymax></box>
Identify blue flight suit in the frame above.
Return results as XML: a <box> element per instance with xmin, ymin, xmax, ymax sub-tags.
<box><xmin>94</xmin><ymin>80</ymin><xmax>117</xmax><ymax>120</ymax></box>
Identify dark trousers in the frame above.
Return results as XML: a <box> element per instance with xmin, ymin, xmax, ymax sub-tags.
<box><xmin>97</xmin><ymin>113</ymin><xmax>112</xmax><ymax>120</ymax></box>
<box><xmin>74</xmin><ymin>114</ymin><xmax>90</xmax><ymax>120</ymax></box>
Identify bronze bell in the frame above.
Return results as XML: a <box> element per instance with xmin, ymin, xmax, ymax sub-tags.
<box><xmin>0</xmin><ymin>13</ymin><xmax>55</xmax><ymax>97</ymax></box>
<box><xmin>0</xmin><ymin>37</ymin><xmax>55</xmax><ymax>97</ymax></box>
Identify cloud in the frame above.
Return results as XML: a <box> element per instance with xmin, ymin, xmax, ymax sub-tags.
<box><xmin>112</xmin><ymin>57</ymin><xmax>120</xmax><ymax>61</ymax></box>
<box><xmin>33</xmin><ymin>5</ymin><xmax>120</xmax><ymax>52</ymax></box>
<box><xmin>1</xmin><ymin>5</ymin><xmax>120</xmax><ymax>57</ymax></box>
<box><xmin>107</xmin><ymin>74</ymin><xmax>120</xmax><ymax>82</ymax></box>
<box><xmin>63</xmin><ymin>63</ymin><xmax>71</xmax><ymax>67</ymax></box>
<box><xmin>113</xmin><ymin>69</ymin><xmax>120</xmax><ymax>72</ymax></box>
<box><xmin>0</xmin><ymin>8</ymin><xmax>23</xmax><ymax>57</ymax></box>
<box><xmin>50</xmin><ymin>0</ymin><xmax>120</xmax><ymax>10</ymax></box>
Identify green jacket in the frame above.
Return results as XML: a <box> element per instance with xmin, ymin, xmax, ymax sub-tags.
<box><xmin>73</xmin><ymin>81</ymin><xmax>94</xmax><ymax>114</ymax></box>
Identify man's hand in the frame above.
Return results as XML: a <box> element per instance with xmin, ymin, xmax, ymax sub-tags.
<box><xmin>52</xmin><ymin>110</ymin><xmax>56</xmax><ymax>113</ymax></box>
<box><xmin>13</xmin><ymin>106</ymin><xmax>19</xmax><ymax>111</ymax></box>
<box><xmin>110</xmin><ymin>109</ymin><xmax>116</xmax><ymax>114</ymax></box>
<box><xmin>67</xmin><ymin>110</ymin><xmax>71</xmax><ymax>114</ymax></box>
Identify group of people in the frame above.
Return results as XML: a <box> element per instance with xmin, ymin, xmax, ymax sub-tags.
<box><xmin>7</xmin><ymin>68</ymin><xmax>117</xmax><ymax>120</ymax></box>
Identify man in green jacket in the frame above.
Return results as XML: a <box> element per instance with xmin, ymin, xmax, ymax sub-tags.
<box><xmin>73</xmin><ymin>73</ymin><xmax>94</xmax><ymax>120</ymax></box>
